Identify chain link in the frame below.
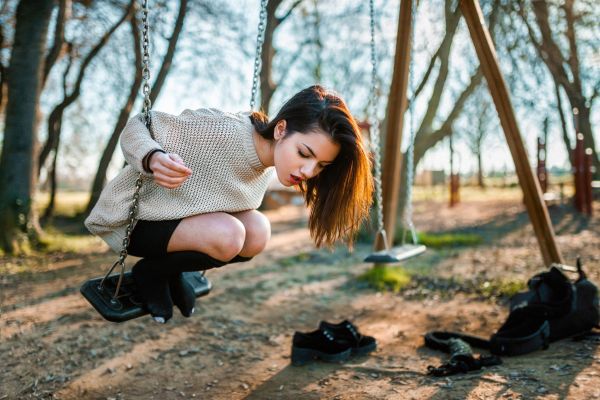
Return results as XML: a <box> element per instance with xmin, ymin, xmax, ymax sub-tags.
<box><xmin>367</xmin><ymin>0</ymin><xmax>386</xmax><ymax>248</ymax></box>
<box><xmin>100</xmin><ymin>0</ymin><xmax>152</xmax><ymax>298</ymax></box>
<box><xmin>250</xmin><ymin>0</ymin><xmax>269</xmax><ymax>111</ymax></box>
<box><xmin>141</xmin><ymin>0</ymin><xmax>152</xmax><ymax>127</ymax></box>
<box><xmin>403</xmin><ymin>0</ymin><xmax>418</xmax><ymax>245</ymax></box>
<box><xmin>369</xmin><ymin>0</ymin><xmax>419</xmax><ymax>248</ymax></box>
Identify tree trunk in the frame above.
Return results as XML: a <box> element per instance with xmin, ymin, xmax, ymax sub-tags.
<box><xmin>570</xmin><ymin>97</ymin><xmax>598</xmax><ymax>175</ymax></box>
<box><xmin>477</xmin><ymin>149</ymin><xmax>484</xmax><ymax>188</ymax></box>
<box><xmin>527</xmin><ymin>0</ymin><xmax>599</xmax><ymax>177</ymax></box>
<box><xmin>0</xmin><ymin>25</ymin><xmax>7</xmax><ymax>116</ymax></box>
<box><xmin>553</xmin><ymin>79</ymin><xmax>574</xmax><ymax>167</ymax></box>
<box><xmin>41</xmin><ymin>0</ymin><xmax>68</xmax><ymax>88</ymax></box>
<box><xmin>258</xmin><ymin>0</ymin><xmax>282</xmax><ymax>113</ymax></box>
<box><xmin>42</xmin><ymin>121</ymin><xmax>60</xmax><ymax>221</ymax></box>
<box><xmin>0</xmin><ymin>0</ymin><xmax>55</xmax><ymax>254</ymax></box>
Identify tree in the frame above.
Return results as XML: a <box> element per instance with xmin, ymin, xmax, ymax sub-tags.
<box><xmin>0</xmin><ymin>0</ymin><xmax>55</xmax><ymax>253</ymax></box>
<box><xmin>458</xmin><ymin>89</ymin><xmax>495</xmax><ymax>188</ymax></box>
<box><xmin>255</xmin><ymin>0</ymin><xmax>305</xmax><ymax>113</ymax></box>
<box><xmin>393</xmin><ymin>0</ymin><xmax>495</xmax><ymax>227</ymax></box>
<box><xmin>40</xmin><ymin>0</ymin><xmax>135</xmax><ymax>219</ymax></box>
<box><xmin>84</xmin><ymin>0</ymin><xmax>188</xmax><ymax>215</ymax></box>
<box><xmin>500</xmin><ymin>0</ymin><xmax>599</xmax><ymax>176</ymax></box>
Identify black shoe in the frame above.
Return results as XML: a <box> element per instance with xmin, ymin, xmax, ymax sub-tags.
<box><xmin>319</xmin><ymin>320</ymin><xmax>377</xmax><ymax>356</ymax></box>
<box><xmin>291</xmin><ymin>329</ymin><xmax>352</xmax><ymax>365</ymax></box>
<box><xmin>169</xmin><ymin>272</ymin><xmax>196</xmax><ymax>318</ymax></box>
<box><xmin>131</xmin><ymin>260</ymin><xmax>173</xmax><ymax>323</ymax></box>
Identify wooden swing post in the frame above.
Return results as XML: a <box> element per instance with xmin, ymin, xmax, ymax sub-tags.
<box><xmin>375</xmin><ymin>0</ymin><xmax>413</xmax><ymax>251</ymax></box>
<box><xmin>460</xmin><ymin>0</ymin><xmax>564</xmax><ymax>265</ymax></box>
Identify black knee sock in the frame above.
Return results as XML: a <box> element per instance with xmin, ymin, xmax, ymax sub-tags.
<box><xmin>161</xmin><ymin>251</ymin><xmax>228</xmax><ymax>317</ymax></box>
<box><xmin>133</xmin><ymin>252</ymin><xmax>251</xmax><ymax>319</ymax></box>
<box><xmin>169</xmin><ymin>274</ymin><xmax>196</xmax><ymax>317</ymax></box>
<box><xmin>229</xmin><ymin>255</ymin><xmax>253</xmax><ymax>264</ymax></box>
<box><xmin>131</xmin><ymin>258</ymin><xmax>173</xmax><ymax>322</ymax></box>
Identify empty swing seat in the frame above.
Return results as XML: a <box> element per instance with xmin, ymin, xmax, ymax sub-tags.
<box><xmin>364</xmin><ymin>244</ymin><xmax>426</xmax><ymax>263</ymax></box>
<box><xmin>80</xmin><ymin>271</ymin><xmax>211</xmax><ymax>323</ymax></box>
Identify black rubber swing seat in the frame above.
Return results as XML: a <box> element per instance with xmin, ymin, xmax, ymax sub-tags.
<box><xmin>364</xmin><ymin>244</ymin><xmax>426</xmax><ymax>263</ymax></box>
<box><xmin>80</xmin><ymin>271</ymin><xmax>211</xmax><ymax>323</ymax></box>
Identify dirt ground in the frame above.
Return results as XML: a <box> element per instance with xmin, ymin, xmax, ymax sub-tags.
<box><xmin>1</xmin><ymin>194</ymin><xmax>600</xmax><ymax>400</ymax></box>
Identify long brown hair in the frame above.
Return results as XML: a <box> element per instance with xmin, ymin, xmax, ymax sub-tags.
<box><xmin>250</xmin><ymin>85</ymin><xmax>373</xmax><ymax>248</ymax></box>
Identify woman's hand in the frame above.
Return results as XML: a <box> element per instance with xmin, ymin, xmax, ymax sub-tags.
<box><xmin>149</xmin><ymin>152</ymin><xmax>192</xmax><ymax>189</ymax></box>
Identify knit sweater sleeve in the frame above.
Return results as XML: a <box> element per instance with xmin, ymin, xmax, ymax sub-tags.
<box><xmin>119</xmin><ymin>112</ymin><xmax>164</xmax><ymax>175</ymax></box>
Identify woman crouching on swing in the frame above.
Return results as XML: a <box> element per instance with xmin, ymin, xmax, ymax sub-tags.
<box><xmin>85</xmin><ymin>85</ymin><xmax>373</xmax><ymax>323</ymax></box>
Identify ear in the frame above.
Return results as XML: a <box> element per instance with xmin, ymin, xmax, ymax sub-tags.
<box><xmin>274</xmin><ymin>120</ymin><xmax>287</xmax><ymax>140</ymax></box>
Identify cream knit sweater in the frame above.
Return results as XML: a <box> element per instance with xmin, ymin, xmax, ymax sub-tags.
<box><xmin>85</xmin><ymin>108</ymin><xmax>274</xmax><ymax>252</ymax></box>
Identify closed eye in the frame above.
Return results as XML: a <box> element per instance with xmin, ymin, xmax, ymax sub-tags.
<box><xmin>298</xmin><ymin>150</ymin><xmax>309</xmax><ymax>158</ymax></box>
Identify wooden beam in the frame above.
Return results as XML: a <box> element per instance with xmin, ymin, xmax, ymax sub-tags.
<box><xmin>460</xmin><ymin>0</ymin><xmax>564</xmax><ymax>265</ymax></box>
<box><xmin>375</xmin><ymin>0</ymin><xmax>413</xmax><ymax>251</ymax></box>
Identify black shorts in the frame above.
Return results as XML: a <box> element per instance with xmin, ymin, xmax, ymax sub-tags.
<box><xmin>127</xmin><ymin>219</ymin><xmax>182</xmax><ymax>258</ymax></box>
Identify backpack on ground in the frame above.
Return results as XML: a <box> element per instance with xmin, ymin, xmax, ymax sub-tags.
<box><xmin>425</xmin><ymin>260</ymin><xmax>599</xmax><ymax>376</ymax></box>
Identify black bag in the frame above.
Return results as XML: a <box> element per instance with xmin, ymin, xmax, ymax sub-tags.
<box><xmin>425</xmin><ymin>261</ymin><xmax>599</xmax><ymax>375</ymax></box>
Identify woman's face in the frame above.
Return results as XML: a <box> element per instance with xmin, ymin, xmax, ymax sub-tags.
<box><xmin>273</xmin><ymin>121</ymin><xmax>340</xmax><ymax>187</ymax></box>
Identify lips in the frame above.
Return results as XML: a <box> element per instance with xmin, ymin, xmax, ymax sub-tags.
<box><xmin>290</xmin><ymin>174</ymin><xmax>302</xmax><ymax>185</ymax></box>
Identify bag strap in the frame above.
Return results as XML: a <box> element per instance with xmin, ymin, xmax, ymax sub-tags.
<box><xmin>425</xmin><ymin>317</ymin><xmax>551</xmax><ymax>357</ymax></box>
<box><xmin>424</xmin><ymin>332</ymin><xmax>502</xmax><ymax>376</ymax></box>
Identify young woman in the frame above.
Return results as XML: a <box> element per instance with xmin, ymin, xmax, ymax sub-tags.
<box><xmin>85</xmin><ymin>85</ymin><xmax>373</xmax><ymax>323</ymax></box>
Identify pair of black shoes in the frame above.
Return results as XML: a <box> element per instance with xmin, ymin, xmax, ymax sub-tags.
<box><xmin>291</xmin><ymin>320</ymin><xmax>377</xmax><ymax>365</ymax></box>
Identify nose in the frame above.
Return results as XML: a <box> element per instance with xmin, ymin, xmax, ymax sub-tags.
<box><xmin>300</xmin><ymin>161</ymin><xmax>318</xmax><ymax>179</ymax></box>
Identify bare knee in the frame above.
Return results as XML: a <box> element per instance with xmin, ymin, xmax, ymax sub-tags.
<box><xmin>212</xmin><ymin>219</ymin><xmax>246</xmax><ymax>261</ymax></box>
<box><xmin>169</xmin><ymin>213</ymin><xmax>246</xmax><ymax>261</ymax></box>
<box><xmin>238</xmin><ymin>211</ymin><xmax>271</xmax><ymax>257</ymax></box>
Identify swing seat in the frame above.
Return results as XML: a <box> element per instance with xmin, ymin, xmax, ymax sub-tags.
<box><xmin>80</xmin><ymin>271</ymin><xmax>211</xmax><ymax>323</ymax></box>
<box><xmin>364</xmin><ymin>244</ymin><xmax>426</xmax><ymax>263</ymax></box>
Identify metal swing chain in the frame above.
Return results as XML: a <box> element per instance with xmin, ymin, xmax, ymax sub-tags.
<box><xmin>367</xmin><ymin>0</ymin><xmax>389</xmax><ymax>250</ymax></box>
<box><xmin>402</xmin><ymin>0</ymin><xmax>419</xmax><ymax>245</ymax></box>
<box><xmin>369</xmin><ymin>0</ymin><xmax>419</xmax><ymax>249</ymax></box>
<box><xmin>250</xmin><ymin>0</ymin><xmax>269</xmax><ymax>111</ymax></box>
<box><xmin>99</xmin><ymin>0</ymin><xmax>152</xmax><ymax>299</ymax></box>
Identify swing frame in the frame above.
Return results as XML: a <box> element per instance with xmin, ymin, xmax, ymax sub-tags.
<box><xmin>371</xmin><ymin>0</ymin><xmax>564</xmax><ymax>266</ymax></box>
<box><xmin>365</xmin><ymin>0</ymin><xmax>426</xmax><ymax>264</ymax></box>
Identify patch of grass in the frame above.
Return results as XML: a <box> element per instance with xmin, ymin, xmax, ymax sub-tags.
<box><xmin>279</xmin><ymin>252</ymin><xmax>312</xmax><ymax>267</ymax></box>
<box><xmin>35</xmin><ymin>191</ymin><xmax>89</xmax><ymax>218</ymax></box>
<box><xmin>477</xmin><ymin>279</ymin><xmax>526</xmax><ymax>299</ymax></box>
<box><xmin>358</xmin><ymin>265</ymin><xmax>412</xmax><ymax>293</ymax></box>
<box><xmin>39</xmin><ymin>227</ymin><xmax>105</xmax><ymax>253</ymax></box>
<box><xmin>415</xmin><ymin>232</ymin><xmax>483</xmax><ymax>248</ymax></box>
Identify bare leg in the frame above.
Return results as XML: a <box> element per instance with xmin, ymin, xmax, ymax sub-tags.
<box><xmin>165</xmin><ymin>210</ymin><xmax>270</xmax><ymax>317</ymax></box>
<box><xmin>167</xmin><ymin>212</ymin><xmax>247</xmax><ymax>260</ymax></box>
<box><xmin>229</xmin><ymin>210</ymin><xmax>271</xmax><ymax>258</ymax></box>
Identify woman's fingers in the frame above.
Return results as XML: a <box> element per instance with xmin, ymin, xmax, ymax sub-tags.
<box><xmin>154</xmin><ymin>177</ymin><xmax>187</xmax><ymax>189</ymax></box>
<box><xmin>169</xmin><ymin>153</ymin><xmax>185</xmax><ymax>164</ymax></box>
<box><xmin>153</xmin><ymin>163</ymin><xmax>190</xmax><ymax>178</ymax></box>
<box><xmin>163</xmin><ymin>153</ymin><xmax>192</xmax><ymax>174</ymax></box>
<box><xmin>150</xmin><ymin>152</ymin><xmax>192</xmax><ymax>176</ymax></box>
<box><xmin>149</xmin><ymin>152</ymin><xmax>192</xmax><ymax>189</ymax></box>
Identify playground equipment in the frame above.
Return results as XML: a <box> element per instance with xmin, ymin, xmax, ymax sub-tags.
<box><xmin>80</xmin><ymin>0</ymin><xmax>274</xmax><ymax>322</ymax></box>
<box><xmin>368</xmin><ymin>0</ymin><xmax>564</xmax><ymax>266</ymax></box>
<box><xmin>537</xmin><ymin>137</ymin><xmax>548</xmax><ymax>194</ymax></box>
<box><xmin>364</xmin><ymin>0</ymin><xmax>426</xmax><ymax>263</ymax></box>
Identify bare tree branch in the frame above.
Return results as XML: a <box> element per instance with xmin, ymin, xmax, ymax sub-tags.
<box><xmin>38</xmin><ymin>0</ymin><xmax>134</xmax><ymax>174</ymax></box>
<box><xmin>42</xmin><ymin>0</ymin><xmax>69</xmax><ymax>87</ymax></box>
<box><xmin>278</xmin><ymin>0</ymin><xmax>303</xmax><ymax>24</ymax></box>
